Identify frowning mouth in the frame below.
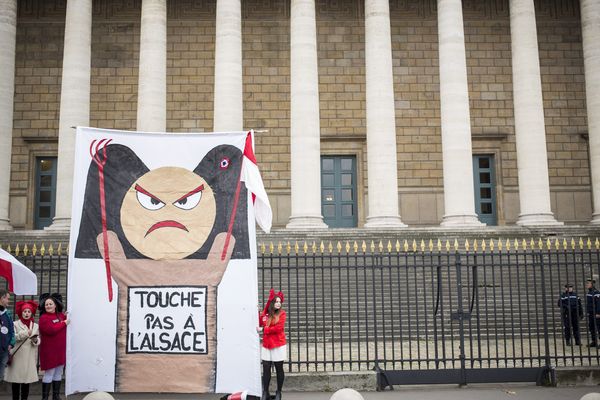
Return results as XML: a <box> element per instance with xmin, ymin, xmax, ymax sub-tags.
<box><xmin>145</xmin><ymin>220</ymin><xmax>189</xmax><ymax>237</ymax></box>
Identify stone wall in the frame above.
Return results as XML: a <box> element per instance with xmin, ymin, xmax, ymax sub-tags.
<box><xmin>9</xmin><ymin>0</ymin><xmax>591</xmax><ymax>229</ymax></box>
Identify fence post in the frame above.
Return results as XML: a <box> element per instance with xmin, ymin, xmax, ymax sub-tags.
<box><xmin>455</xmin><ymin>251</ymin><xmax>467</xmax><ymax>386</ymax></box>
<box><xmin>537</xmin><ymin>251</ymin><xmax>556</xmax><ymax>386</ymax></box>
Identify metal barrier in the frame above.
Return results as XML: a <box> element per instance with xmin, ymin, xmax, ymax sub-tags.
<box><xmin>4</xmin><ymin>238</ymin><xmax>600</xmax><ymax>386</ymax></box>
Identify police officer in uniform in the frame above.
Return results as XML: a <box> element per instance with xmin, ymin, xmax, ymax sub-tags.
<box><xmin>585</xmin><ymin>279</ymin><xmax>600</xmax><ymax>347</ymax></box>
<box><xmin>558</xmin><ymin>283</ymin><xmax>582</xmax><ymax>346</ymax></box>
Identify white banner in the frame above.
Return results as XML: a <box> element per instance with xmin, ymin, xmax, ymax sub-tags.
<box><xmin>66</xmin><ymin>128</ymin><xmax>262</xmax><ymax>396</ymax></box>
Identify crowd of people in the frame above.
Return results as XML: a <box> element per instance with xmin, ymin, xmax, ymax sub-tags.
<box><xmin>0</xmin><ymin>290</ymin><xmax>69</xmax><ymax>400</ymax></box>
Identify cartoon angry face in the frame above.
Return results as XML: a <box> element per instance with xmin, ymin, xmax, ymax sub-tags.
<box><xmin>120</xmin><ymin>167</ymin><xmax>216</xmax><ymax>260</ymax></box>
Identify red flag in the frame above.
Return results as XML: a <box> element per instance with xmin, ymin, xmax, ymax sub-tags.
<box><xmin>241</xmin><ymin>131</ymin><xmax>272</xmax><ymax>233</ymax></box>
<box><xmin>0</xmin><ymin>248</ymin><xmax>38</xmax><ymax>295</ymax></box>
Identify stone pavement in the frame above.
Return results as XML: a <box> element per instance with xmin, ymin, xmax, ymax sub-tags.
<box><xmin>1</xmin><ymin>385</ymin><xmax>594</xmax><ymax>400</ymax></box>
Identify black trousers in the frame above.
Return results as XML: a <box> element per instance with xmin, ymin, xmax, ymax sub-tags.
<box><xmin>562</xmin><ymin>310</ymin><xmax>580</xmax><ymax>343</ymax></box>
<box><xmin>588</xmin><ymin>314</ymin><xmax>600</xmax><ymax>344</ymax></box>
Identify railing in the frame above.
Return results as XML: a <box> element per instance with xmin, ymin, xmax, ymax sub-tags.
<box><xmin>3</xmin><ymin>238</ymin><xmax>600</xmax><ymax>383</ymax></box>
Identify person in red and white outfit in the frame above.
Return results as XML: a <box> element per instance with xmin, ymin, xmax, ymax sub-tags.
<box><xmin>257</xmin><ymin>289</ymin><xmax>286</xmax><ymax>400</ymax></box>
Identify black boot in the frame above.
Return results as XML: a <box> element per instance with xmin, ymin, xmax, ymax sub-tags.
<box><xmin>274</xmin><ymin>390</ymin><xmax>282</xmax><ymax>400</ymax></box>
<box><xmin>41</xmin><ymin>383</ymin><xmax>51</xmax><ymax>400</ymax></box>
<box><xmin>51</xmin><ymin>381</ymin><xmax>61</xmax><ymax>400</ymax></box>
<box><xmin>21</xmin><ymin>383</ymin><xmax>30</xmax><ymax>400</ymax></box>
<box><xmin>261</xmin><ymin>390</ymin><xmax>270</xmax><ymax>400</ymax></box>
<box><xmin>11</xmin><ymin>383</ymin><xmax>19</xmax><ymax>400</ymax></box>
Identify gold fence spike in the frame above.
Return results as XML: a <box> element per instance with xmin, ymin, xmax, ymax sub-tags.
<box><xmin>48</xmin><ymin>244</ymin><xmax>53</xmax><ymax>256</ymax></box>
<box><xmin>571</xmin><ymin>238</ymin><xmax>576</xmax><ymax>250</ymax></box>
<box><xmin>32</xmin><ymin>243</ymin><xmax>38</xmax><ymax>256</ymax></box>
<box><xmin>481</xmin><ymin>239</ymin><xmax>486</xmax><ymax>251</ymax></box>
<box><xmin>353</xmin><ymin>241</ymin><xmax>358</xmax><ymax>253</ymax></box>
<box><xmin>269</xmin><ymin>242</ymin><xmax>274</xmax><ymax>254</ymax></box>
<box><xmin>545</xmin><ymin>238</ymin><xmax>551</xmax><ymax>250</ymax></box>
<box><xmin>412</xmin><ymin>239</ymin><xmax>417</xmax><ymax>252</ymax></box>
<box><xmin>563</xmin><ymin>238</ymin><xmax>568</xmax><ymax>250</ymax></box>
<box><xmin>370</xmin><ymin>240</ymin><xmax>375</xmax><ymax>253</ymax></box>
<box><xmin>294</xmin><ymin>241</ymin><xmax>299</xmax><ymax>255</ymax></box>
<box><xmin>554</xmin><ymin>238</ymin><xmax>560</xmax><ymax>250</ymax></box>
<box><xmin>403</xmin><ymin>240</ymin><xmax>409</xmax><ymax>252</ymax></box>
<box><xmin>437</xmin><ymin>239</ymin><xmax>442</xmax><ymax>251</ymax></box>
<box><xmin>538</xmin><ymin>238</ymin><xmax>543</xmax><ymax>250</ymax></box>
<box><xmin>286</xmin><ymin>241</ymin><xmax>291</xmax><ymax>255</ymax></box>
<box><xmin>445</xmin><ymin>240</ymin><xmax>450</xmax><ymax>251</ymax></box>
<box><xmin>387</xmin><ymin>240</ymin><xmax>392</xmax><ymax>252</ymax></box>
<box><xmin>361</xmin><ymin>241</ymin><xmax>366</xmax><ymax>252</ymax></box>
<box><xmin>465</xmin><ymin>239</ymin><xmax>470</xmax><ymax>252</ymax></box>
<box><xmin>319</xmin><ymin>241</ymin><xmax>325</xmax><ymax>253</ymax></box>
<box><xmin>345</xmin><ymin>241</ymin><xmax>350</xmax><ymax>253</ymax></box>
<box><xmin>506</xmin><ymin>239</ymin><xmax>511</xmax><ymax>251</ymax></box>
<box><xmin>65</xmin><ymin>244</ymin><xmax>68</xmax><ymax>254</ymax></box>
<box><xmin>378</xmin><ymin>240</ymin><xmax>383</xmax><ymax>252</ymax></box>
<box><xmin>521</xmin><ymin>238</ymin><xmax>526</xmax><ymax>250</ymax></box>
<box><xmin>428</xmin><ymin>239</ymin><xmax>433</xmax><ymax>251</ymax></box>
<box><xmin>587</xmin><ymin>238</ymin><xmax>592</xmax><ymax>250</ymax></box>
<box><xmin>57</xmin><ymin>243</ymin><xmax>62</xmax><ymax>256</ymax></box>
<box><xmin>395</xmin><ymin>240</ymin><xmax>401</xmax><ymax>252</ymax></box>
<box><xmin>473</xmin><ymin>240</ymin><xmax>478</xmax><ymax>252</ymax></box>
<box><xmin>327</xmin><ymin>242</ymin><xmax>333</xmax><ymax>253</ymax></box>
<box><xmin>498</xmin><ymin>239</ymin><xmax>503</xmax><ymax>251</ymax></box>
<box><xmin>6</xmin><ymin>245</ymin><xmax>11</xmax><ymax>254</ymax></box>
<box><xmin>312</xmin><ymin>241</ymin><xmax>317</xmax><ymax>253</ymax></box>
<box><xmin>490</xmin><ymin>239</ymin><xmax>495</xmax><ymax>252</ymax></box>
<box><xmin>260</xmin><ymin>243</ymin><xmax>265</xmax><ymax>255</ymax></box>
<box><xmin>420</xmin><ymin>239</ymin><xmax>425</xmax><ymax>252</ymax></box>
<box><xmin>528</xmin><ymin>238</ymin><xmax>534</xmax><ymax>249</ymax></box>
<box><xmin>579</xmin><ymin>237</ymin><xmax>584</xmax><ymax>250</ymax></box>
<box><xmin>277</xmin><ymin>242</ymin><xmax>283</xmax><ymax>255</ymax></box>
<box><xmin>336</xmin><ymin>241</ymin><xmax>342</xmax><ymax>253</ymax></box>
<box><xmin>453</xmin><ymin>239</ymin><xmax>459</xmax><ymax>251</ymax></box>
<box><xmin>23</xmin><ymin>244</ymin><xmax>28</xmax><ymax>256</ymax></box>
<box><xmin>303</xmin><ymin>242</ymin><xmax>308</xmax><ymax>254</ymax></box>
<box><xmin>513</xmin><ymin>238</ymin><xmax>519</xmax><ymax>251</ymax></box>
<box><xmin>15</xmin><ymin>244</ymin><xmax>20</xmax><ymax>256</ymax></box>
<box><xmin>596</xmin><ymin>238</ymin><xmax>600</xmax><ymax>250</ymax></box>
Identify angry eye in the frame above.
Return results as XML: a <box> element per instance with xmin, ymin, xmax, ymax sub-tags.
<box><xmin>173</xmin><ymin>191</ymin><xmax>202</xmax><ymax>210</ymax></box>
<box><xmin>136</xmin><ymin>190</ymin><xmax>166</xmax><ymax>211</ymax></box>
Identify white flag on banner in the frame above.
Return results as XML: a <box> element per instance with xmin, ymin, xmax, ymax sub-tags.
<box><xmin>241</xmin><ymin>131</ymin><xmax>272</xmax><ymax>233</ymax></box>
<box><xmin>0</xmin><ymin>248</ymin><xmax>38</xmax><ymax>295</ymax></box>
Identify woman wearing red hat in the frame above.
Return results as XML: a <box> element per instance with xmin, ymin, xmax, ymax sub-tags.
<box><xmin>5</xmin><ymin>301</ymin><xmax>40</xmax><ymax>400</ymax></box>
<box><xmin>257</xmin><ymin>289</ymin><xmax>286</xmax><ymax>400</ymax></box>
<box><xmin>38</xmin><ymin>293</ymin><xmax>69</xmax><ymax>400</ymax></box>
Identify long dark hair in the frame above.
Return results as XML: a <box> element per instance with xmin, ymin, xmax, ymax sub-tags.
<box><xmin>267</xmin><ymin>296</ymin><xmax>283</xmax><ymax>326</ymax></box>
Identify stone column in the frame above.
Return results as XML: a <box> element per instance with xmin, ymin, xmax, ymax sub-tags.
<box><xmin>213</xmin><ymin>0</ymin><xmax>242</xmax><ymax>131</ymax></box>
<box><xmin>581</xmin><ymin>0</ymin><xmax>600</xmax><ymax>224</ymax></box>
<box><xmin>48</xmin><ymin>0</ymin><xmax>92</xmax><ymax>230</ymax></box>
<box><xmin>0</xmin><ymin>0</ymin><xmax>16</xmax><ymax>230</ymax></box>
<box><xmin>364</xmin><ymin>0</ymin><xmax>405</xmax><ymax>227</ymax></box>
<box><xmin>286</xmin><ymin>0</ymin><xmax>327</xmax><ymax>229</ymax></box>
<box><xmin>137</xmin><ymin>0</ymin><xmax>167</xmax><ymax>132</ymax></box>
<box><xmin>509</xmin><ymin>0</ymin><xmax>561</xmax><ymax>225</ymax></box>
<box><xmin>437</xmin><ymin>0</ymin><xmax>482</xmax><ymax>227</ymax></box>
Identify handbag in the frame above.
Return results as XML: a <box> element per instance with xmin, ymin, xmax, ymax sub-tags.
<box><xmin>6</xmin><ymin>335</ymin><xmax>33</xmax><ymax>366</ymax></box>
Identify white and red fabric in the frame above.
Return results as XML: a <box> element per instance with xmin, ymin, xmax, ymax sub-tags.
<box><xmin>0</xmin><ymin>248</ymin><xmax>38</xmax><ymax>295</ymax></box>
<box><xmin>227</xmin><ymin>391</ymin><xmax>248</xmax><ymax>400</ymax></box>
<box><xmin>241</xmin><ymin>131</ymin><xmax>272</xmax><ymax>233</ymax></box>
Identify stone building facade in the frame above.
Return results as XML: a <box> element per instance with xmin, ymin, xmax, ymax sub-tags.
<box><xmin>0</xmin><ymin>0</ymin><xmax>598</xmax><ymax>231</ymax></box>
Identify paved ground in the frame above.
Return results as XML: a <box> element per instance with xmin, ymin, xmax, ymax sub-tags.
<box><xmin>22</xmin><ymin>385</ymin><xmax>600</xmax><ymax>400</ymax></box>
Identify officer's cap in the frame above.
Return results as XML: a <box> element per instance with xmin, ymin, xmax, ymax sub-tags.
<box><xmin>565</xmin><ymin>283</ymin><xmax>573</xmax><ymax>288</ymax></box>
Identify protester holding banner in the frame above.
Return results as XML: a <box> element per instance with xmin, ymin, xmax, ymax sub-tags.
<box><xmin>5</xmin><ymin>301</ymin><xmax>40</xmax><ymax>400</ymax></box>
<box><xmin>38</xmin><ymin>293</ymin><xmax>69</xmax><ymax>400</ymax></box>
<box><xmin>257</xmin><ymin>289</ymin><xmax>287</xmax><ymax>400</ymax></box>
<box><xmin>0</xmin><ymin>290</ymin><xmax>15</xmax><ymax>382</ymax></box>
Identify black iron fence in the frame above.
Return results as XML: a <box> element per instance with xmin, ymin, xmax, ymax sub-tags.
<box><xmin>4</xmin><ymin>238</ymin><xmax>600</xmax><ymax>385</ymax></box>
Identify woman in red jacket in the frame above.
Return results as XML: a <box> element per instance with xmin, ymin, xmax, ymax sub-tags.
<box><xmin>38</xmin><ymin>293</ymin><xmax>70</xmax><ymax>400</ymax></box>
<box><xmin>257</xmin><ymin>289</ymin><xmax>286</xmax><ymax>400</ymax></box>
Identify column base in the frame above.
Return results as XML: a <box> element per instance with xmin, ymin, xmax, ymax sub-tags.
<box><xmin>0</xmin><ymin>219</ymin><xmax>13</xmax><ymax>231</ymax></box>
<box><xmin>590</xmin><ymin>214</ymin><xmax>600</xmax><ymax>225</ymax></box>
<box><xmin>364</xmin><ymin>215</ymin><xmax>407</xmax><ymax>228</ymax></box>
<box><xmin>516</xmin><ymin>213</ymin><xmax>563</xmax><ymax>226</ymax></box>
<box><xmin>286</xmin><ymin>215</ymin><xmax>328</xmax><ymax>230</ymax></box>
<box><xmin>440</xmin><ymin>214</ymin><xmax>484</xmax><ymax>228</ymax></box>
<box><xmin>45</xmin><ymin>217</ymin><xmax>71</xmax><ymax>231</ymax></box>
